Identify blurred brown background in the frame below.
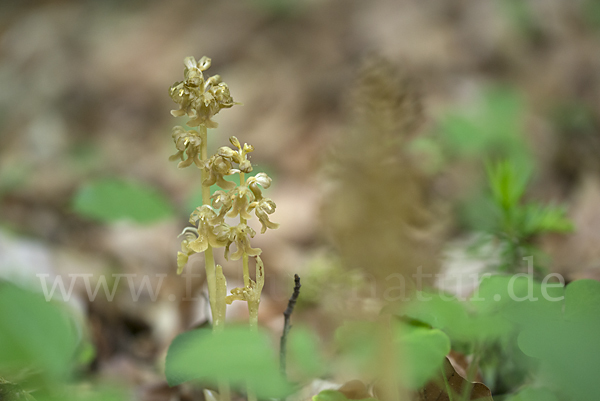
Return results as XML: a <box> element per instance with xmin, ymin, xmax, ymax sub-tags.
<box><xmin>1</xmin><ymin>0</ymin><xmax>600</xmax><ymax>398</ymax></box>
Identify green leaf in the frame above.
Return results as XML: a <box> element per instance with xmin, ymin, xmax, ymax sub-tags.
<box><xmin>335</xmin><ymin>321</ymin><xmax>450</xmax><ymax>390</ymax></box>
<box><xmin>517</xmin><ymin>279</ymin><xmax>600</xmax><ymax>401</ymax></box>
<box><xmin>0</xmin><ymin>283</ymin><xmax>78</xmax><ymax>382</ymax></box>
<box><xmin>564</xmin><ymin>279</ymin><xmax>600</xmax><ymax>323</ymax></box>
<box><xmin>504</xmin><ymin>387</ymin><xmax>561</xmax><ymax>401</ymax></box>
<box><xmin>288</xmin><ymin>326</ymin><xmax>327</xmax><ymax>378</ymax></box>
<box><xmin>521</xmin><ymin>203</ymin><xmax>573</xmax><ymax>237</ymax></box>
<box><xmin>483</xmin><ymin>160</ymin><xmax>573</xmax><ymax>240</ymax></box>
<box><xmin>72</xmin><ymin>178</ymin><xmax>174</xmax><ymax>224</ymax></box>
<box><xmin>313</xmin><ymin>390</ymin><xmax>349</xmax><ymax>401</ymax></box>
<box><xmin>397</xmin><ymin>325</ymin><xmax>451</xmax><ymax>389</ymax></box>
<box><xmin>165</xmin><ymin>326</ymin><xmax>291</xmax><ymax>399</ymax></box>
<box><xmin>35</xmin><ymin>385</ymin><xmax>127</xmax><ymax>401</ymax></box>
<box><xmin>313</xmin><ymin>390</ymin><xmax>376</xmax><ymax>401</ymax></box>
<box><xmin>401</xmin><ymin>287</ymin><xmax>513</xmax><ymax>344</ymax></box>
<box><xmin>438</xmin><ymin>86</ymin><xmax>532</xmax><ymax>171</ymax></box>
<box><xmin>477</xmin><ymin>276</ymin><xmax>564</xmax><ymax>326</ymax></box>
<box><xmin>486</xmin><ymin>160</ymin><xmax>528</xmax><ymax>213</ymax></box>
<box><xmin>335</xmin><ymin>321</ymin><xmax>380</xmax><ymax>370</ymax></box>
<box><xmin>401</xmin><ymin>292</ymin><xmax>471</xmax><ymax>341</ymax></box>
<box><xmin>518</xmin><ymin>320</ymin><xmax>599</xmax><ymax>401</ymax></box>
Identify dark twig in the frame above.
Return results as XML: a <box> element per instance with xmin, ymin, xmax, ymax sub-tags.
<box><xmin>280</xmin><ymin>274</ymin><xmax>301</xmax><ymax>377</ymax></box>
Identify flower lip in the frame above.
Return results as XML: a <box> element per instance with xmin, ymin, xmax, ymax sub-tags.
<box><xmin>247</xmin><ymin>172</ymin><xmax>272</xmax><ymax>189</ymax></box>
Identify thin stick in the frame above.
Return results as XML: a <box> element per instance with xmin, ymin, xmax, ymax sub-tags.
<box><xmin>280</xmin><ymin>274</ymin><xmax>301</xmax><ymax>377</ymax></box>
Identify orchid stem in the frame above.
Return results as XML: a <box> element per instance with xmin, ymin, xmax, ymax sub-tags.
<box><xmin>200</xmin><ymin>125</ymin><xmax>230</xmax><ymax>401</ymax></box>
<box><xmin>199</xmin><ymin>125</ymin><xmax>220</xmax><ymax>329</ymax></box>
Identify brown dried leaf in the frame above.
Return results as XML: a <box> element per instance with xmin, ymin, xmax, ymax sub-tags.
<box><xmin>337</xmin><ymin>380</ymin><xmax>372</xmax><ymax>400</ymax></box>
<box><xmin>414</xmin><ymin>358</ymin><xmax>493</xmax><ymax>401</ymax></box>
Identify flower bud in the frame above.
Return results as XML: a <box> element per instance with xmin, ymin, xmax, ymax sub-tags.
<box><xmin>229</xmin><ymin>136</ymin><xmax>241</xmax><ymax>149</ymax></box>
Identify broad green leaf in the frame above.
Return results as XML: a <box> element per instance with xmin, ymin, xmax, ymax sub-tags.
<box><xmin>165</xmin><ymin>326</ymin><xmax>291</xmax><ymax>399</ymax></box>
<box><xmin>470</xmin><ymin>275</ymin><xmax>519</xmax><ymax>314</ymax></box>
<box><xmin>288</xmin><ymin>326</ymin><xmax>327</xmax><ymax>378</ymax></box>
<box><xmin>564</xmin><ymin>279</ymin><xmax>600</xmax><ymax>323</ymax></box>
<box><xmin>401</xmin><ymin>287</ymin><xmax>511</xmax><ymax>344</ymax></box>
<box><xmin>517</xmin><ymin>279</ymin><xmax>600</xmax><ymax>401</ymax></box>
<box><xmin>313</xmin><ymin>390</ymin><xmax>376</xmax><ymax>401</ymax></box>
<box><xmin>504</xmin><ymin>387</ymin><xmax>561</xmax><ymax>401</ymax></box>
<box><xmin>72</xmin><ymin>178</ymin><xmax>174</xmax><ymax>224</ymax></box>
<box><xmin>471</xmin><ymin>275</ymin><xmax>563</xmax><ymax>321</ymax></box>
<box><xmin>518</xmin><ymin>320</ymin><xmax>599</xmax><ymax>401</ymax></box>
<box><xmin>0</xmin><ymin>283</ymin><xmax>78</xmax><ymax>382</ymax></box>
<box><xmin>35</xmin><ymin>385</ymin><xmax>127</xmax><ymax>401</ymax></box>
<box><xmin>313</xmin><ymin>390</ymin><xmax>349</xmax><ymax>401</ymax></box>
<box><xmin>336</xmin><ymin>321</ymin><xmax>450</xmax><ymax>390</ymax></box>
<box><xmin>401</xmin><ymin>292</ymin><xmax>472</xmax><ymax>341</ymax></box>
<box><xmin>438</xmin><ymin>86</ymin><xmax>531</xmax><ymax>171</ymax></box>
<box><xmin>397</xmin><ymin>325</ymin><xmax>451</xmax><ymax>389</ymax></box>
<box><xmin>334</xmin><ymin>321</ymin><xmax>380</xmax><ymax>370</ymax></box>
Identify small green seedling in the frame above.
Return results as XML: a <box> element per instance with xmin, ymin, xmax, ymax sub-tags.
<box><xmin>484</xmin><ymin>159</ymin><xmax>572</xmax><ymax>274</ymax></box>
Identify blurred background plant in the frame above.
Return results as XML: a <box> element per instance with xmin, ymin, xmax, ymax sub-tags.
<box><xmin>1</xmin><ymin>0</ymin><xmax>600</xmax><ymax>400</ymax></box>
